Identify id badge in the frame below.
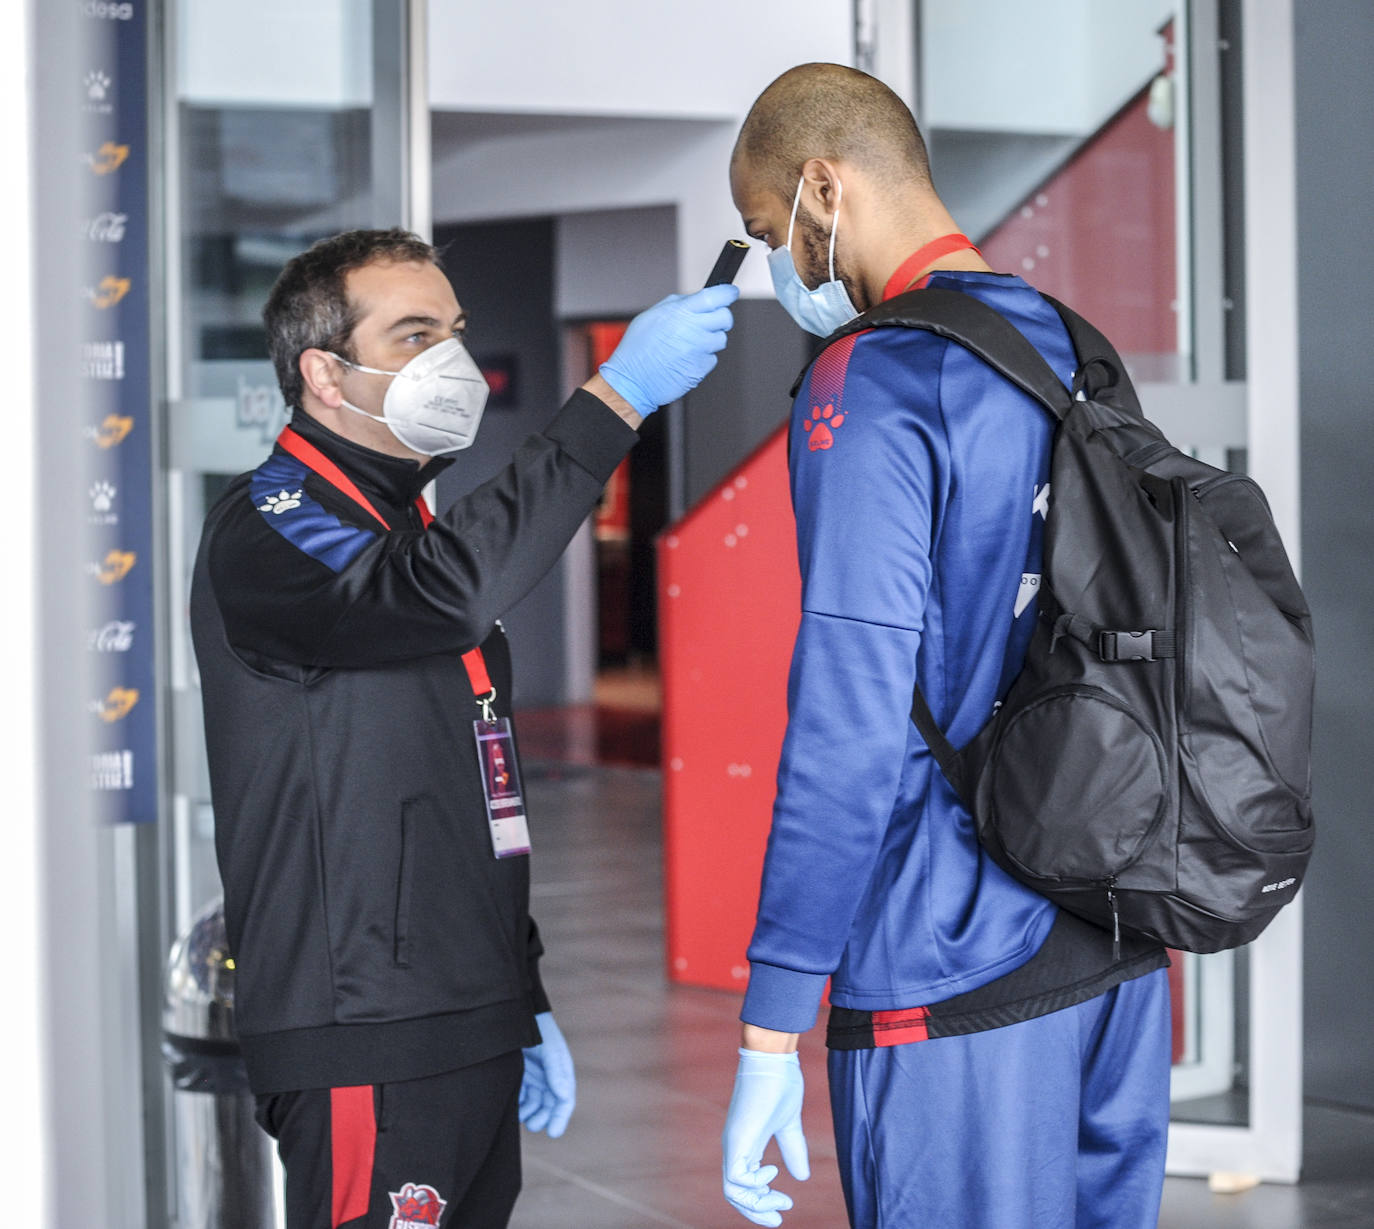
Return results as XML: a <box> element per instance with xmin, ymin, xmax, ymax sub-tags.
<box><xmin>473</xmin><ymin>717</ymin><xmax>531</xmax><ymax>858</ymax></box>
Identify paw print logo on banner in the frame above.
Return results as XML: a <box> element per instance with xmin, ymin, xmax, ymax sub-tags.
<box><xmin>804</xmin><ymin>404</ymin><xmax>846</xmax><ymax>452</ymax></box>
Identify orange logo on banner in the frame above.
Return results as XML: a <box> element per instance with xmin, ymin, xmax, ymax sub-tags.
<box><xmin>93</xmin><ymin>414</ymin><xmax>134</xmax><ymax>449</ymax></box>
<box><xmin>92</xmin><ymin>550</ymin><xmax>136</xmax><ymax>584</ymax></box>
<box><xmin>95</xmin><ymin>687</ymin><xmax>139</xmax><ymax>723</ymax></box>
<box><xmin>88</xmin><ymin>277</ymin><xmax>131</xmax><ymax>309</ymax></box>
<box><xmin>86</xmin><ymin>142</ymin><xmax>130</xmax><ymax>175</ymax></box>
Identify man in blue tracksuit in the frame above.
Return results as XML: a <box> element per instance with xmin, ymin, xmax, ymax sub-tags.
<box><xmin>721</xmin><ymin>64</ymin><xmax>1172</xmax><ymax>1229</ymax></box>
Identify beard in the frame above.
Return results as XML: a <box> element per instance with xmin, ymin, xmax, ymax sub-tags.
<box><xmin>794</xmin><ymin>202</ymin><xmax>867</xmax><ymax>313</ymax></box>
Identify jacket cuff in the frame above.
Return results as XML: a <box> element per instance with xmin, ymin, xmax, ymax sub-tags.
<box><xmin>544</xmin><ymin>388</ymin><xmax>638</xmax><ymax>486</ymax></box>
<box><xmin>740</xmin><ymin>962</ymin><xmax>827</xmax><ymax>1034</ymax></box>
<box><xmin>526</xmin><ymin>919</ymin><xmax>552</xmax><ymax>1015</ymax></box>
<box><xmin>528</xmin><ymin>964</ymin><xmax>552</xmax><ymax>1016</ymax></box>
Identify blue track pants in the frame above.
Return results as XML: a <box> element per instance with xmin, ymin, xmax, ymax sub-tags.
<box><xmin>828</xmin><ymin>968</ymin><xmax>1171</xmax><ymax>1229</ymax></box>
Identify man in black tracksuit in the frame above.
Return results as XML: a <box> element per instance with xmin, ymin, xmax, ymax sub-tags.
<box><xmin>190</xmin><ymin>229</ymin><xmax>737</xmax><ymax>1228</ymax></box>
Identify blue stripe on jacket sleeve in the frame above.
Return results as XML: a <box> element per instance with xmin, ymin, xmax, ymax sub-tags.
<box><xmin>250</xmin><ymin>455</ymin><xmax>378</xmax><ymax>575</ymax></box>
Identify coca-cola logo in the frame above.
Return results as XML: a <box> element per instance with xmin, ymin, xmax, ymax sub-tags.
<box><xmin>84</xmin><ymin>212</ymin><xmax>128</xmax><ymax>243</ymax></box>
<box><xmin>88</xmin><ymin>621</ymin><xmax>135</xmax><ymax>652</ymax></box>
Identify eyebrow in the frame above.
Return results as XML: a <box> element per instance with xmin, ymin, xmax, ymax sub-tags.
<box><xmin>386</xmin><ymin>312</ymin><xmax>468</xmax><ymax>334</ymax></box>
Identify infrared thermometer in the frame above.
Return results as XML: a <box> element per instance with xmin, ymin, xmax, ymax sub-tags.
<box><xmin>705</xmin><ymin>239</ymin><xmax>750</xmax><ymax>288</ymax></box>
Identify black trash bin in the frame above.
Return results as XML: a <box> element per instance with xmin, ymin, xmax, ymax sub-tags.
<box><xmin>163</xmin><ymin>898</ymin><xmax>280</xmax><ymax>1229</ymax></box>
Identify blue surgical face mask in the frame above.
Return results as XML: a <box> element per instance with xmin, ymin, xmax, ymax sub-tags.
<box><xmin>767</xmin><ymin>175</ymin><xmax>859</xmax><ymax>336</ymax></box>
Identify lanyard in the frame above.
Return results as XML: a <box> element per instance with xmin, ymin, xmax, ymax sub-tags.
<box><xmin>275</xmin><ymin>425</ymin><xmax>495</xmax><ymax>711</ymax></box>
<box><xmin>882</xmin><ymin>233</ymin><xmax>982</xmax><ymax>301</ymax></box>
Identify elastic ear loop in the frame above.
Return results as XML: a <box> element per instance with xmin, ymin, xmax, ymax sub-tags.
<box><xmin>828</xmin><ymin>178</ymin><xmax>843</xmax><ymax>282</ymax></box>
<box><xmin>785</xmin><ymin>175</ymin><xmax>804</xmax><ymax>252</ymax></box>
<box><xmin>786</xmin><ymin>174</ymin><xmax>843</xmax><ymax>282</ymax></box>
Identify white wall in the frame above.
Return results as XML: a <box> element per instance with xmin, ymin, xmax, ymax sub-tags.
<box><xmin>427</xmin><ymin>0</ymin><xmax>852</xmax><ymax>120</ymax></box>
<box><xmin>921</xmin><ymin>0</ymin><xmax>1176</xmax><ymax>134</ymax></box>
<box><xmin>178</xmin><ymin>0</ymin><xmax>371</xmax><ymax>107</ymax></box>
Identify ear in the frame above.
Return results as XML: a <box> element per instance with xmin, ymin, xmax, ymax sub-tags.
<box><xmin>299</xmin><ymin>348</ymin><xmax>345</xmax><ymax>409</ymax></box>
<box><xmin>798</xmin><ymin>157</ymin><xmax>844</xmax><ymax>217</ymax></box>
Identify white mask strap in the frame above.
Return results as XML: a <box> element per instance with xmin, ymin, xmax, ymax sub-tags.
<box><xmin>784</xmin><ymin>175</ymin><xmax>843</xmax><ymax>283</ymax></box>
<box><xmin>337</xmin><ymin>398</ymin><xmax>387</xmax><ymax>425</ymax></box>
<box><xmin>328</xmin><ymin>352</ymin><xmax>399</xmax><ymax>380</ymax></box>
<box><xmin>785</xmin><ymin>176</ymin><xmax>804</xmax><ymax>252</ymax></box>
<box><xmin>829</xmin><ymin>178</ymin><xmax>843</xmax><ymax>283</ymax></box>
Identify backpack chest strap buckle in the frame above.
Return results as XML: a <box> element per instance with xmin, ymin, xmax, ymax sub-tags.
<box><xmin>1098</xmin><ymin>629</ymin><xmax>1174</xmax><ymax>662</ymax></box>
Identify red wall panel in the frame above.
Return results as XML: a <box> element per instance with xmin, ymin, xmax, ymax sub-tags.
<box><xmin>658</xmin><ymin>426</ymin><xmax>797</xmax><ymax>991</ymax></box>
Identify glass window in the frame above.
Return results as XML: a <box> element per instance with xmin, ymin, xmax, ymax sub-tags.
<box><xmin>922</xmin><ymin>0</ymin><xmax>1187</xmax><ymax>381</ymax></box>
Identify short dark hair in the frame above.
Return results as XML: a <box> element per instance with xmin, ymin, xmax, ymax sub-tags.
<box><xmin>262</xmin><ymin>228</ymin><xmax>440</xmax><ymax>409</ymax></box>
<box><xmin>733</xmin><ymin>63</ymin><xmax>932</xmax><ymax>206</ymax></box>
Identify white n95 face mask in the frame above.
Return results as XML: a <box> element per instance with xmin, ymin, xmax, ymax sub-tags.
<box><xmin>767</xmin><ymin>175</ymin><xmax>860</xmax><ymax>337</ymax></box>
<box><xmin>331</xmin><ymin>337</ymin><xmax>490</xmax><ymax>456</ymax></box>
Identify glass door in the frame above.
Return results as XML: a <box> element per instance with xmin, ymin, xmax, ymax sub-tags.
<box><xmin>914</xmin><ymin>0</ymin><xmax>1302</xmax><ymax>1182</ymax></box>
<box><xmin>154</xmin><ymin>2</ymin><xmax>428</xmax><ymax>1224</ymax></box>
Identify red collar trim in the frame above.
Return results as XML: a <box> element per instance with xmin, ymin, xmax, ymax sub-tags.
<box><xmin>882</xmin><ymin>233</ymin><xmax>981</xmax><ymax>301</ymax></box>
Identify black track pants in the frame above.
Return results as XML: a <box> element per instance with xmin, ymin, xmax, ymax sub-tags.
<box><xmin>254</xmin><ymin>1050</ymin><xmax>524</xmax><ymax>1229</ymax></box>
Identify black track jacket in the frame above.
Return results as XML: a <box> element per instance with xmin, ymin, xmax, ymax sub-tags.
<box><xmin>190</xmin><ymin>391</ymin><xmax>636</xmax><ymax>1094</ymax></box>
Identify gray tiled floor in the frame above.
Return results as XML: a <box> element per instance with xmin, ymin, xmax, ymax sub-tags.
<box><xmin>513</xmin><ymin>763</ymin><xmax>1374</xmax><ymax>1228</ymax></box>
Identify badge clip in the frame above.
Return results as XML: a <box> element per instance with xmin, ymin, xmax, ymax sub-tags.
<box><xmin>477</xmin><ymin>687</ymin><xmax>497</xmax><ymax>723</ymax></box>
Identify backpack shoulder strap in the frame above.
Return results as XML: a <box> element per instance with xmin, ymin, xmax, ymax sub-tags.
<box><xmin>790</xmin><ymin>287</ymin><xmax>1074</xmax><ymax>421</ymax></box>
<box><xmin>1040</xmin><ymin>293</ymin><xmax>1143</xmax><ymax>418</ymax></box>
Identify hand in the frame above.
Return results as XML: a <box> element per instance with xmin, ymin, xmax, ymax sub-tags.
<box><xmin>520</xmin><ymin>1011</ymin><xmax>576</xmax><ymax>1138</ymax></box>
<box><xmin>598</xmin><ymin>283</ymin><xmax>740</xmax><ymax>417</ymax></box>
<box><xmin>722</xmin><ymin>1048</ymin><xmax>810</xmax><ymax>1227</ymax></box>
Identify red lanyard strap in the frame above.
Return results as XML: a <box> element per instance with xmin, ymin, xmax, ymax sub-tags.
<box><xmin>882</xmin><ymin>233</ymin><xmax>982</xmax><ymax>301</ymax></box>
<box><xmin>278</xmin><ymin>425</ymin><xmax>394</xmax><ymax>530</ymax></box>
<box><xmin>274</xmin><ymin>425</ymin><xmax>491</xmax><ymax>705</ymax></box>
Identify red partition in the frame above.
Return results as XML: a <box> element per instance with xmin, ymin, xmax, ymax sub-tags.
<box><xmin>658</xmin><ymin>425</ymin><xmax>797</xmax><ymax>991</ymax></box>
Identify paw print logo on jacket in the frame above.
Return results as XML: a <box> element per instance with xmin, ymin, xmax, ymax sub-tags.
<box><xmin>258</xmin><ymin>489</ymin><xmax>303</xmax><ymax>516</ymax></box>
<box><xmin>804</xmin><ymin>404</ymin><xmax>845</xmax><ymax>452</ymax></box>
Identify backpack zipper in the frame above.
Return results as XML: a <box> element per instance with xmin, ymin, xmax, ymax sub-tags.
<box><xmin>1106</xmin><ymin>876</ymin><xmax>1121</xmax><ymax>961</ymax></box>
<box><xmin>1173</xmin><ymin>478</ymin><xmax>1191</xmax><ymax>730</ymax></box>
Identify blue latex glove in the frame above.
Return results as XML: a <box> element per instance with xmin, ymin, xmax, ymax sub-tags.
<box><xmin>722</xmin><ymin>1048</ymin><xmax>810</xmax><ymax>1227</ymax></box>
<box><xmin>520</xmin><ymin>1010</ymin><xmax>576</xmax><ymax>1138</ymax></box>
<box><xmin>598</xmin><ymin>283</ymin><xmax>740</xmax><ymax>417</ymax></box>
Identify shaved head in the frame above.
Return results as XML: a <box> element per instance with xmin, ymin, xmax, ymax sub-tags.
<box><xmin>732</xmin><ymin>62</ymin><xmax>931</xmax><ymax>205</ymax></box>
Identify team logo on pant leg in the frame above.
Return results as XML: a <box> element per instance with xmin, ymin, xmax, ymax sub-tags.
<box><xmin>388</xmin><ymin>1182</ymin><xmax>447</xmax><ymax>1228</ymax></box>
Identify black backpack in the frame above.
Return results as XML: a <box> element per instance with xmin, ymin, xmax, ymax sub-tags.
<box><xmin>812</xmin><ymin>288</ymin><xmax>1315</xmax><ymax>954</ymax></box>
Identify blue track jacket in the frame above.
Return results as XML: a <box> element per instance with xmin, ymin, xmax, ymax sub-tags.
<box><xmin>743</xmin><ymin>272</ymin><xmax>1079</xmax><ymax>1033</ymax></box>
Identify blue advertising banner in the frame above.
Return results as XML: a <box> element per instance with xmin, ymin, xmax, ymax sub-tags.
<box><xmin>82</xmin><ymin>0</ymin><xmax>156</xmax><ymax>823</ymax></box>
